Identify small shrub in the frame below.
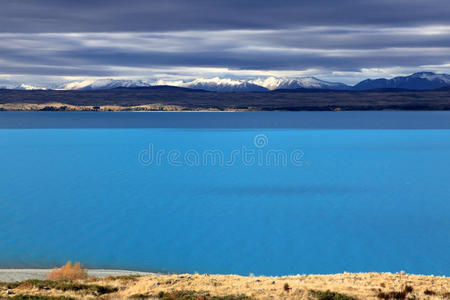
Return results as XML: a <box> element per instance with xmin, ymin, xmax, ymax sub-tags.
<box><xmin>283</xmin><ymin>283</ymin><xmax>291</xmax><ymax>292</ymax></box>
<box><xmin>377</xmin><ymin>291</ymin><xmax>404</xmax><ymax>299</ymax></box>
<box><xmin>423</xmin><ymin>289</ymin><xmax>436</xmax><ymax>295</ymax></box>
<box><xmin>377</xmin><ymin>285</ymin><xmax>414</xmax><ymax>300</ymax></box>
<box><xmin>312</xmin><ymin>290</ymin><xmax>357</xmax><ymax>300</ymax></box>
<box><xmin>106</xmin><ymin>274</ymin><xmax>142</xmax><ymax>281</ymax></box>
<box><xmin>403</xmin><ymin>286</ymin><xmax>413</xmax><ymax>294</ymax></box>
<box><xmin>0</xmin><ymin>281</ymin><xmax>21</xmax><ymax>289</ymax></box>
<box><xmin>46</xmin><ymin>261</ymin><xmax>88</xmax><ymax>281</ymax></box>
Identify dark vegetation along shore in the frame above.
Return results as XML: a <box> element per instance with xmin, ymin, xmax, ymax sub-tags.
<box><xmin>1</xmin><ymin>86</ymin><xmax>450</xmax><ymax>111</ymax></box>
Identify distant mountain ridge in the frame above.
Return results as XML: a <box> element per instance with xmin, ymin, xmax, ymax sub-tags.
<box><xmin>56</xmin><ymin>76</ymin><xmax>352</xmax><ymax>92</ymax></box>
<box><xmin>182</xmin><ymin>77</ymin><xmax>269</xmax><ymax>92</ymax></box>
<box><xmin>3</xmin><ymin>72</ymin><xmax>450</xmax><ymax>92</ymax></box>
<box><xmin>249</xmin><ymin>76</ymin><xmax>349</xmax><ymax>90</ymax></box>
<box><xmin>353</xmin><ymin>72</ymin><xmax>450</xmax><ymax>91</ymax></box>
<box><xmin>64</xmin><ymin>79</ymin><xmax>151</xmax><ymax>90</ymax></box>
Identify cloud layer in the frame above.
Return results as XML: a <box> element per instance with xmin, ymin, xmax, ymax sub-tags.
<box><xmin>1</xmin><ymin>0</ymin><xmax>450</xmax><ymax>86</ymax></box>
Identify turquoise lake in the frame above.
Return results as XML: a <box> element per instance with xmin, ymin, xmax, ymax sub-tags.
<box><xmin>0</xmin><ymin>112</ymin><xmax>449</xmax><ymax>275</ymax></box>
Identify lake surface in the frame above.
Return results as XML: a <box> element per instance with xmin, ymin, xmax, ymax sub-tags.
<box><xmin>0</xmin><ymin>112</ymin><xmax>449</xmax><ymax>276</ymax></box>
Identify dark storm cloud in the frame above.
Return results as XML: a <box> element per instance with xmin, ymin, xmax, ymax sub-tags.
<box><xmin>1</xmin><ymin>44</ymin><xmax>450</xmax><ymax>77</ymax></box>
<box><xmin>1</xmin><ymin>0</ymin><xmax>450</xmax><ymax>33</ymax></box>
<box><xmin>0</xmin><ymin>63</ymin><xmax>112</xmax><ymax>77</ymax></box>
<box><xmin>1</xmin><ymin>1</ymin><xmax>450</xmax><ymax>83</ymax></box>
<box><xmin>1</xmin><ymin>30</ymin><xmax>450</xmax><ymax>75</ymax></box>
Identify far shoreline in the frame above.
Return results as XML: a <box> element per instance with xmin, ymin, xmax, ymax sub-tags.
<box><xmin>0</xmin><ymin>268</ymin><xmax>447</xmax><ymax>282</ymax></box>
<box><xmin>0</xmin><ymin>268</ymin><xmax>152</xmax><ymax>282</ymax></box>
<box><xmin>1</xmin><ymin>102</ymin><xmax>450</xmax><ymax>112</ymax></box>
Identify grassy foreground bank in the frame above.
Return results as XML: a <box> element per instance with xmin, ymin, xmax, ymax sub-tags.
<box><xmin>1</xmin><ymin>272</ymin><xmax>449</xmax><ymax>300</ymax></box>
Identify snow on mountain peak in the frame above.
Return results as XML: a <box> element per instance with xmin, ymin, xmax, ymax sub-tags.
<box><xmin>63</xmin><ymin>80</ymin><xmax>96</xmax><ymax>90</ymax></box>
<box><xmin>182</xmin><ymin>77</ymin><xmax>267</xmax><ymax>92</ymax></box>
<box><xmin>153</xmin><ymin>79</ymin><xmax>184</xmax><ymax>87</ymax></box>
<box><xmin>250</xmin><ymin>76</ymin><xmax>348</xmax><ymax>90</ymax></box>
<box><xmin>410</xmin><ymin>72</ymin><xmax>450</xmax><ymax>83</ymax></box>
<box><xmin>249</xmin><ymin>77</ymin><xmax>284</xmax><ymax>90</ymax></box>
<box><xmin>63</xmin><ymin>79</ymin><xmax>151</xmax><ymax>90</ymax></box>
<box><xmin>186</xmin><ymin>77</ymin><xmax>244</xmax><ymax>86</ymax></box>
<box><xmin>15</xmin><ymin>83</ymin><xmax>47</xmax><ymax>90</ymax></box>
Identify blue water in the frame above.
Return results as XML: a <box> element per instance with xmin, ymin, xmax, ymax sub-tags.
<box><xmin>0</xmin><ymin>112</ymin><xmax>449</xmax><ymax>276</ymax></box>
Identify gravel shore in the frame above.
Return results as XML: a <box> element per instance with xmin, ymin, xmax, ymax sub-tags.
<box><xmin>0</xmin><ymin>268</ymin><xmax>150</xmax><ymax>282</ymax></box>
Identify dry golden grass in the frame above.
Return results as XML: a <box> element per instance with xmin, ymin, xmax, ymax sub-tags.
<box><xmin>1</xmin><ymin>272</ymin><xmax>449</xmax><ymax>299</ymax></box>
<box><xmin>46</xmin><ymin>262</ymin><xmax>88</xmax><ymax>281</ymax></box>
<box><xmin>117</xmin><ymin>272</ymin><xmax>449</xmax><ymax>300</ymax></box>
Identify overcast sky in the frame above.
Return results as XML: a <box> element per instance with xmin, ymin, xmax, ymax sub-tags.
<box><xmin>1</xmin><ymin>0</ymin><xmax>450</xmax><ymax>86</ymax></box>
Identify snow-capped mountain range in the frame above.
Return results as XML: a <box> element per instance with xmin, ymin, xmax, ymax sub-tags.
<box><xmin>63</xmin><ymin>79</ymin><xmax>151</xmax><ymax>90</ymax></box>
<box><xmin>249</xmin><ymin>77</ymin><xmax>349</xmax><ymax>90</ymax></box>
<box><xmin>1</xmin><ymin>72</ymin><xmax>450</xmax><ymax>92</ymax></box>
<box><xmin>183</xmin><ymin>77</ymin><xmax>268</xmax><ymax>92</ymax></box>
